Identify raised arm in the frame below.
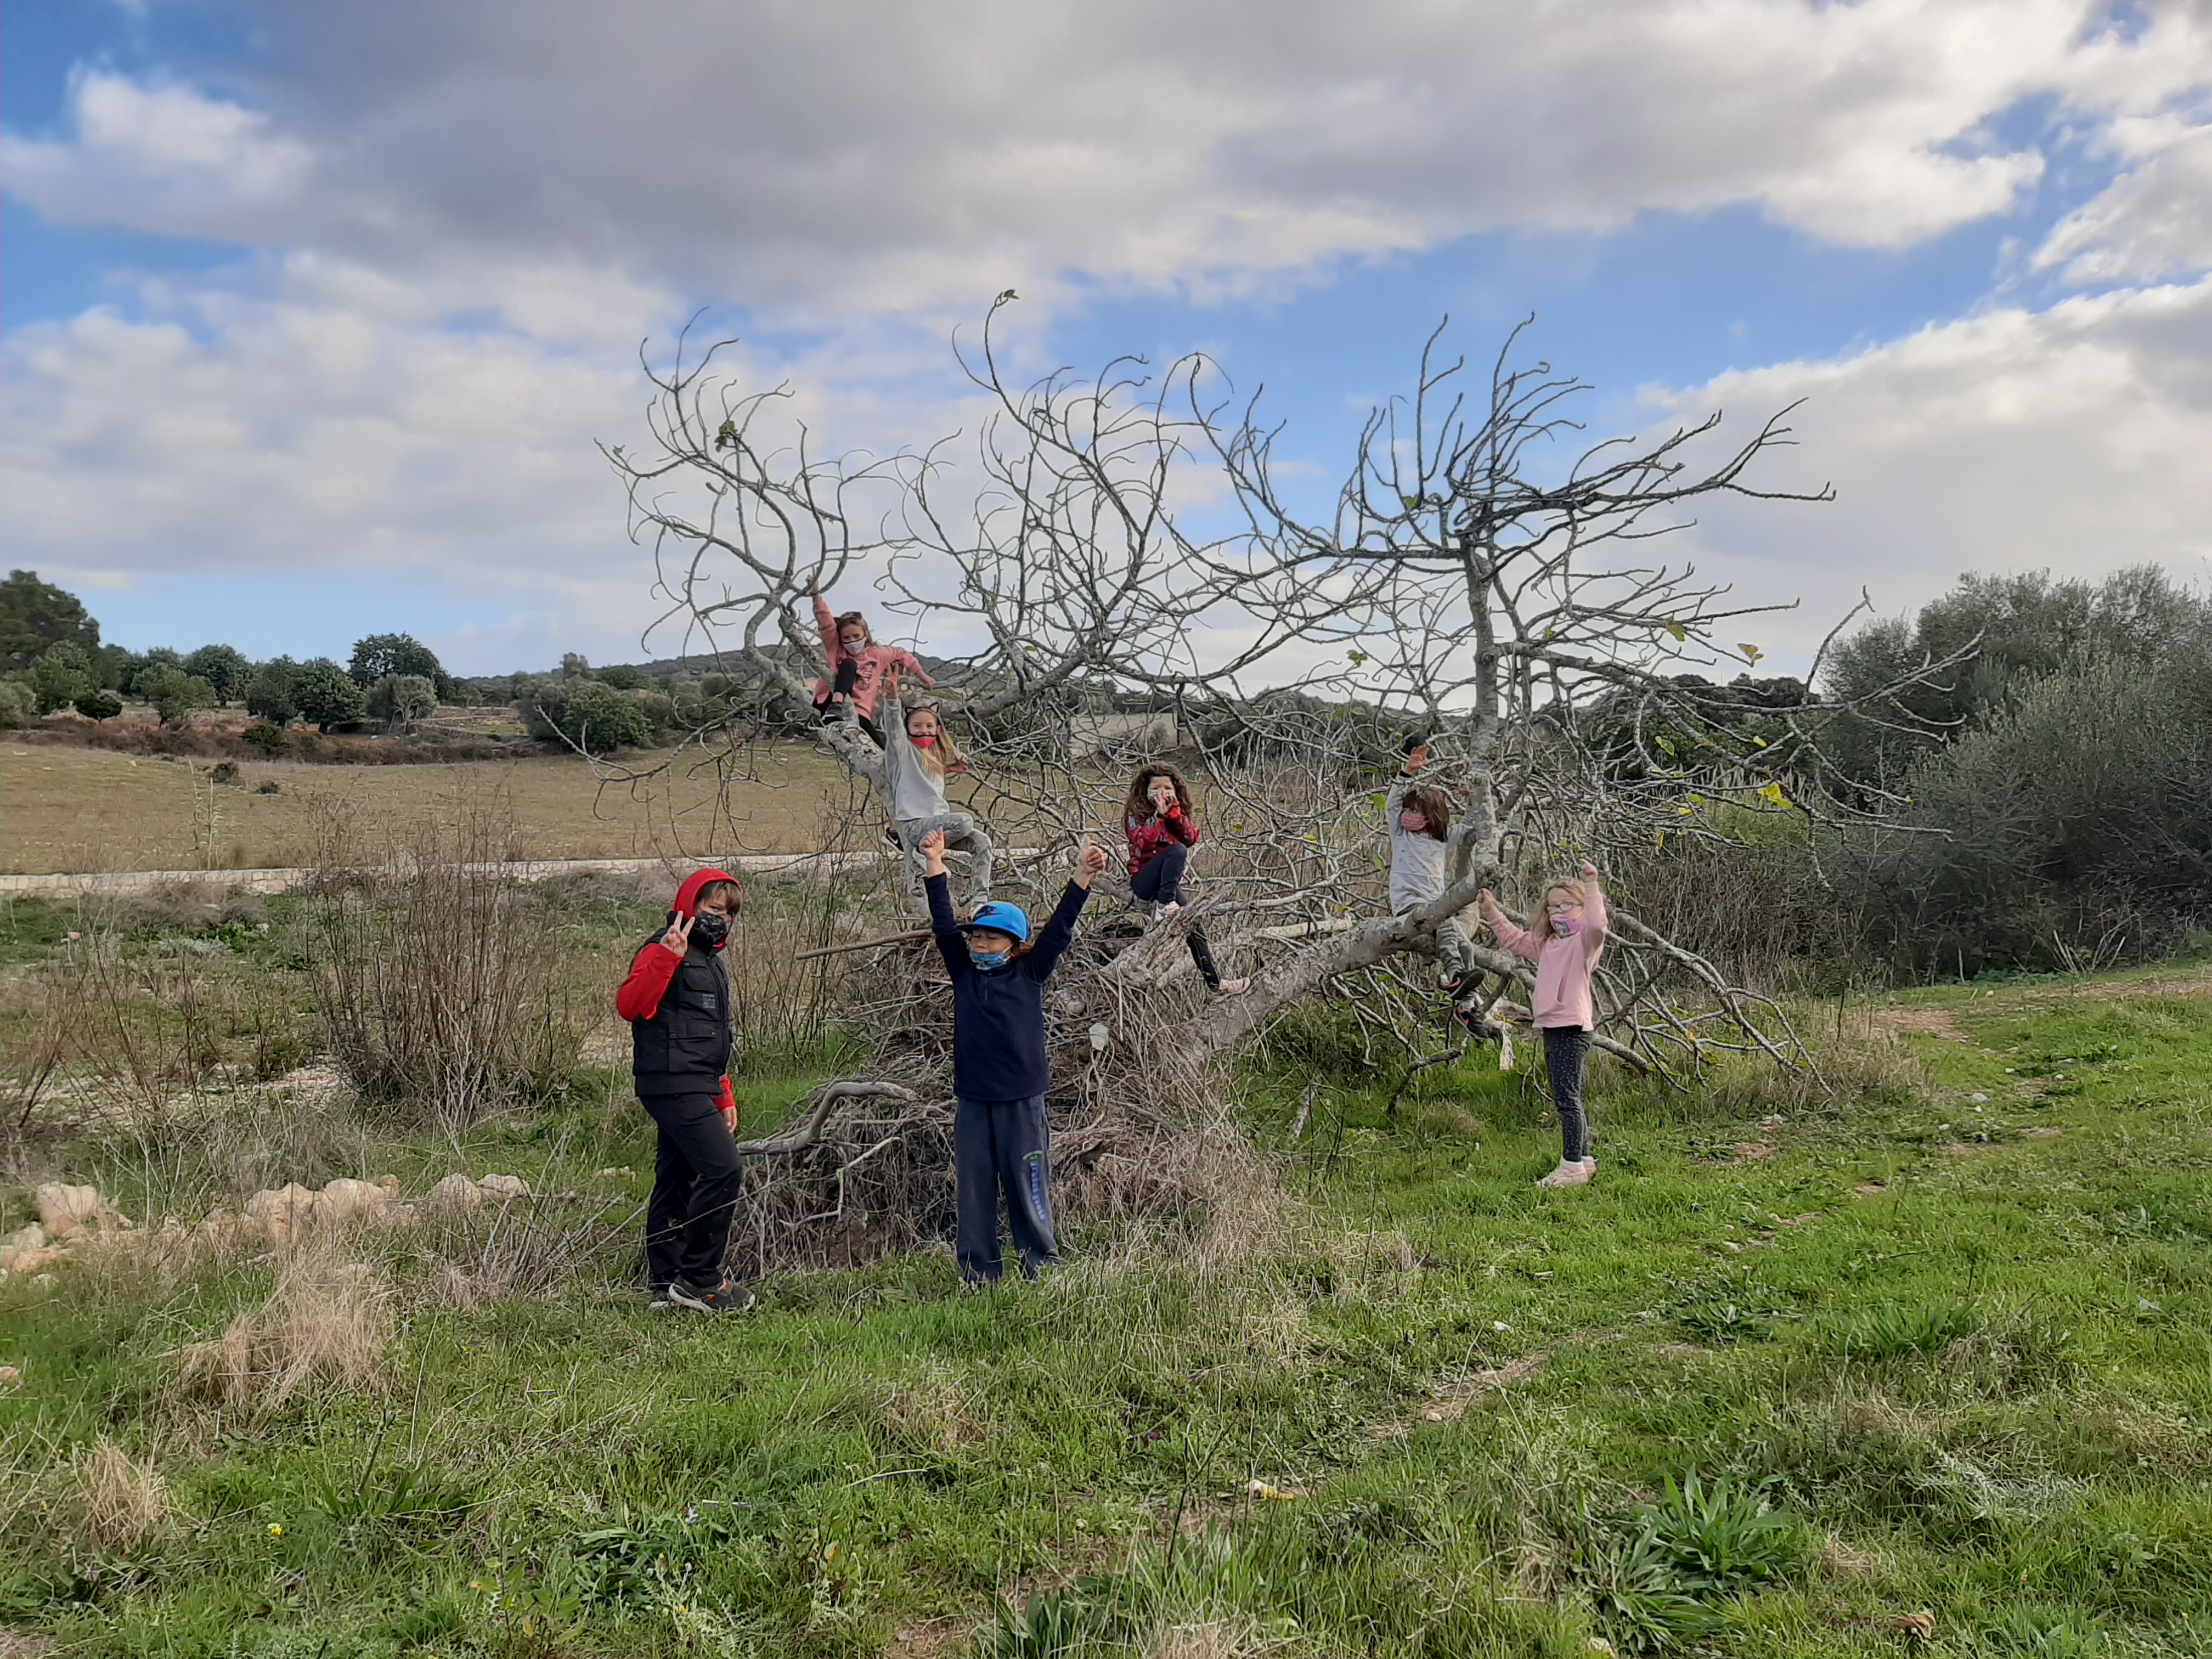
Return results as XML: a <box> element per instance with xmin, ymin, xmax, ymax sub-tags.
<box><xmin>1581</xmin><ymin>860</ymin><xmax>1608</xmax><ymax>956</ymax></box>
<box><xmin>1478</xmin><ymin>888</ymin><xmax>1542</xmax><ymax>962</ymax></box>
<box><xmin>811</xmin><ymin>585</ymin><xmax>843</xmax><ymax>667</ymax></box>
<box><xmin>1025</xmin><ymin>841</ymin><xmax>1108</xmax><ymax>979</ymax></box>
<box><xmin>919</xmin><ymin>828</ymin><xmax>967</xmax><ymax>978</ymax></box>
<box><xmin>889</xmin><ymin>647</ymin><xmax>934</xmax><ymax>688</ymax></box>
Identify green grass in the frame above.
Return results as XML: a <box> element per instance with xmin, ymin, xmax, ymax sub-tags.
<box><xmin>4</xmin><ymin>968</ymin><xmax>2211</xmax><ymax>1656</ymax></box>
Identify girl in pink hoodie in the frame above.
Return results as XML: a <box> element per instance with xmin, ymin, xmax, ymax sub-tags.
<box><xmin>811</xmin><ymin>583</ymin><xmax>932</xmax><ymax>746</ymax></box>
<box><xmin>1480</xmin><ymin>860</ymin><xmax>1606</xmax><ymax>1188</ymax></box>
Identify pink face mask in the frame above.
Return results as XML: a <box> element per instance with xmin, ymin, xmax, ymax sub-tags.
<box><xmin>910</xmin><ymin>732</ymin><xmax>936</xmax><ymax>748</ymax></box>
<box><xmin>1551</xmin><ymin>914</ymin><xmax>1582</xmax><ymax>937</ymax></box>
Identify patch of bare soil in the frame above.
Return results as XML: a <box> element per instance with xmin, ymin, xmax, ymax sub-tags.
<box><xmin>1867</xmin><ymin>1007</ymin><xmax>1971</xmax><ymax>1041</ymax></box>
<box><xmin>1728</xmin><ymin>1142</ymin><xmax>1777</xmax><ymax>1163</ymax></box>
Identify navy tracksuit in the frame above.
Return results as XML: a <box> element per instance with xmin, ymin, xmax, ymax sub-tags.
<box><xmin>926</xmin><ymin>870</ymin><xmax>1091</xmax><ymax>1280</ymax></box>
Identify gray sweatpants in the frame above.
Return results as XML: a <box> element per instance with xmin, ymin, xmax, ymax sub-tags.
<box><xmin>1396</xmin><ymin>901</ymin><xmax>1476</xmax><ymax>984</ymax></box>
<box><xmin>895</xmin><ymin>813</ymin><xmax>995</xmax><ymax>910</ymax></box>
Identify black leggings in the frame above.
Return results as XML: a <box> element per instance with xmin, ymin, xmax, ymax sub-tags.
<box><xmin>1132</xmin><ymin>844</ymin><xmax>1224</xmax><ymax>989</ymax></box>
<box><xmin>1543</xmin><ymin>1026</ymin><xmax>1593</xmax><ymax>1162</ymax></box>
<box><xmin>814</xmin><ymin>660</ymin><xmax>883</xmax><ymax>744</ymax></box>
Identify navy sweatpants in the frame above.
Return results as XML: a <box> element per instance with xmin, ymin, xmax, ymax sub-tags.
<box><xmin>640</xmin><ymin>1091</ymin><xmax>743</xmax><ymax>1290</ymax></box>
<box><xmin>954</xmin><ymin>1094</ymin><xmax>1057</xmax><ymax>1281</ymax></box>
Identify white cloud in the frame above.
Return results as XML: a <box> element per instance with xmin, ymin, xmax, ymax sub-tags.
<box><xmin>3</xmin><ymin>0</ymin><xmax>2210</xmax><ymax>670</ymax></box>
<box><xmin>10</xmin><ymin>1</ymin><xmax>2196</xmax><ymax>315</ymax></box>
<box><xmin>1643</xmin><ymin>276</ymin><xmax>2212</xmax><ymax>664</ymax></box>
<box><xmin>2036</xmin><ymin>117</ymin><xmax>2212</xmax><ymax>283</ymax></box>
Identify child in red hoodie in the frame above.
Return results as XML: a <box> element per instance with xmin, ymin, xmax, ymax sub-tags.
<box><xmin>811</xmin><ymin>582</ymin><xmax>932</xmax><ymax>746</ymax></box>
<box><xmin>614</xmin><ymin>868</ymin><xmax>753</xmax><ymax>1312</ymax></box>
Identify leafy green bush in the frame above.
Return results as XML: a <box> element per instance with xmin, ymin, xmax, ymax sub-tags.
<box><xmin>519</xmin><ymin>675</ymin><xmax>660</xmax><ymax>754</ymax></box>
<box><xmin>0</xmin><ymin>679</ymin><xmax>35</xmax><ymax>729</ymax></box>
<box><xmin>133</xmin><ymin>664</ymin><xmax>218</xmax><ymax>726</ymax></box>
<box><xmin>1632</xmin><ymin>1472</ymin><xmax>1806</xmax><ymax>1594</ymax></box>
<box><xmin>244</xmin><ymin>656</ymin><xmax>300</xmax><ymax>725</ymax></box>
<box><xmin>29</xmin><ymin>641</ymin><xmax>92</xmax><ymax>713</ymax></box>
<box><xmin>364</xmin><ymin>672</ymin><xmax>436</xmax><ymax>731</ymax></box>
<box><xmin>290</xmin><ymin>657</ymin><xmax>366</xmax><ymax>731</ymax></box>
<box><xmin>182</xmin><ymin>643</ymin><xmax>251</xmax><ymax>703</ymax></box>
<box><xmin>242</xmin><ymin>723</ymin><xmax>287</xmax><ymax>753</ymax></box>
<box><xmin>72</xmin><ymin>687</ymin><xmax>123</xmax><ymax>721</ymax></box>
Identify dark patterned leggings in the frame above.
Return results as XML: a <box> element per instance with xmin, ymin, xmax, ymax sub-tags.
<box><xmin>1543</xmin><ymin>1025</ymin><xmax>1593</xmax><ymax>1162</ymax></box>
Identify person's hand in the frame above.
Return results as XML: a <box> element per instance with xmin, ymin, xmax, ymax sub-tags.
<box><xmin>1075</xmin><ymin>839</ymin><xmax>1110</xmax><ymax>887</ymax></box>
<box><xmin>1580</xmin><ymin>859</ymin><xmax>1600</xmax><ymax>882</ymax></box>
<box><xmin>946</xmin><ymin>759</ymin><xmax>971</xmax><ymax>776</ymax></box>
<box><xmin>1148</xmin><ymin>779</ymin><xmax>1177</xmax><ymax>812</ymax></box>
<box><xmin>919</xmin><ymin>827</ymin><xmax>948</xmax><ymax>876</ymax></box>
<box><xmin>1477</xmin><ymin>888</ymin><xmax>1498</xmax><ymax>913</ymax></box>
<box><xmin>720</xmin><ymin>1102</ymin><xmax>737</xmax><ymax>1131</ymax></box>
<box><xmin>1406</xmin><ymin>744</ymin><xmax>1431</xmax><ymax>772</ymax></box>
<box><xmin>661</xmin><ymin>913</ymin><xmax>694</xmax><ymax>956</ymax></box>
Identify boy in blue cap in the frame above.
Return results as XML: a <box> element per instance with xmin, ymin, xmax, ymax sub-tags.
<box><xmin>918</xmin><ymin>827</ymin><xmax>1110</xmax><ymax>1283</ymax></box>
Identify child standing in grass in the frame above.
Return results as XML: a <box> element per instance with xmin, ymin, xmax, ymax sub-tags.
<box><xmin>1480</xmin><ymin>861</ymin><xmax>1607</xmax><ymax>1189</ymax></box>
<box><xmin>1388</xmin><ymin>744</ymin><xmax>1479</xmax><ymax>996</ymax></box>
<box><xmin>1123</xmin><ymin>764</ymin><xmax>1247</xmax><ymax>996</ymax></box>
<box><xmin>920</xmin><ymin>826</ymin><xmax>1109</xmax><ymax>1283</ymax></box>
<box><xmin>811</xmin><ymin>580</ymin><xmax>932</xmax><ymax>746</ymax></box>
<box><xmin>615</xmin><ymin>868</ymin><xmax>754</xmax><ymax>1312</ymax></box>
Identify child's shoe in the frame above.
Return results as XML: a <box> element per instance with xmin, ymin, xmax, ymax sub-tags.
<box><xmin>668</xmin><ymin>1276</ymin><xmax>755</xmax><ymax>1314</ymax></box>
<box><xmin>1212</xmin><ymin>978</ymin><xmax>1250</xmax><ymax>996</ymax></box>
<box><xmin>1534</xmin><ymin>1159</ymin><xmax>1594</xmax><ymax>1189</ymax></box>
<box><xmin>648</xmin><ymin>1283</ymin><xmax>678</xmax><ymax>1312</ymax></box>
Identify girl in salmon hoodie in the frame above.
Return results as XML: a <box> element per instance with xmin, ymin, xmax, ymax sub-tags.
<box><xmin>811</xmin><ymin>581</ymin><xmax>932</xmax><ymax>746</ymax></box>
<box><xmin>614</xmin><ymin>867</ymin><xmax>753</xmax><ymax>1312</ymax></box>
<box><xmin>1480</xmin><ymin>861</ymin><xmax>1607</xmax><ymax>1189</ymax></box>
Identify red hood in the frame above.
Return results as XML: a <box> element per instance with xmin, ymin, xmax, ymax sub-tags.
<box><xmin>671</xmin><ymin>866</ymin><xmax>743</xmax><ymax>918</ymax></box>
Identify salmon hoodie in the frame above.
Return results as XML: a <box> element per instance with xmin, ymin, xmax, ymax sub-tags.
<box><xmin>616</xmin><ymin>867</ymin><xmax>744</xmax><ymax>1120</ymax></box>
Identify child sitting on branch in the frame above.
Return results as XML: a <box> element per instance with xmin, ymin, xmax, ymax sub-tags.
<box><xmin>1124</xmin><ymin>763</ymin><xmax>1248</xmax><ymax>997</ymax></box>
<box><xmin>921</xmin><ymin>826</ymin><xmax>1110</xmax><ymax>1284</ymax></box>
<box><xmin>1387</xmin><ymin>743</ymin><xmax>1481</xmax><ymax>998</ymax></box>
<box><xmin>1480</xmin><ymin>862</ymin><xmax>1607</xmax><ymax>1189</ymax></box>
<box><xmin>810</xmin><ymin>579</ymin><xmax>932</xmax><ymax>746</ymax></box>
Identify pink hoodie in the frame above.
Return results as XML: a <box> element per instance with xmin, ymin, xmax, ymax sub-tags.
<box><xmin>814</xmin><ymin>593</ymin><xmax>931</xmax><ymax>720</ymax></box>
<box><xmin>1486</xmin><ymin>879</ymin><xmax>1607</xmax><ymax>1030</ymax></box>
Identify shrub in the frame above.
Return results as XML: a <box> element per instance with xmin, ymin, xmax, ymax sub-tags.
<box><xmin>30</xmin><ymin>640</ymin><xmax>93</xmax><ymax>713</ymax></box>
<box><xmin>0</xmin><ymin>679</ymin><xmax>38</xmax><ymax>729</ymax></box>
<box><xmin>71</xmin><ymin>1438</ymin><xmax>171</xmax><ymax>1553</ymax></box>
<box><xmin>73</xmin><ymin>687</ymin><xmax>124</xmax><ymax>721</ymax></box>
<box><xmin>245</xmin><ymin>656</ymin><xmax>300</xmax><ymax>725</ymax></box>
<box><xmin>306</xmin><ymin>804</ymin><xmax>584</xmax><ymax>1125</ymax></box>
<box><xmin>519</xmin><ymin>675</ymin><xmax>659</xmax><ymax>754</ymax></box>
<box><xmin>364</xmin><ymin>672</ymin><xmax>436</xmax><ymax>732</ymax></box>
<box><xmin>242</xmin><ymin>722</ymin><xmax>287</xmax><ymax>753</ymax></box>
<box><xmin>291</xmin><ymin>657</ymin><xmax>367</xmax><ymax>731</ymax></box>
<box><xmin>134</xmin><ymin>664</ymin><xmax>218</xmax><ymax>726</ymax></box>
<box><xmin>182</xmin><ymin>642</ymin><xmax>251</xmax><ymax>703</ymax></box>
<box><xmin>176</xmin><ymin>1252</ymin><xmax>396</xmax><ymax>1412</ymax></box>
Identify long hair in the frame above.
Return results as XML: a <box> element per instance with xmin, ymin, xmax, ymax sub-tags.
<box><xmin>902</xmin><ymin>701</ymin><xmax>962</xmax><ymax>777</ymax></box>
<box><xmin>834</xmin><ymin>610</ymin><xmax>871</xmax><ymax>646</ymax></box>
<box><xmin>1400</xmin><ymin>785</ymin><xmax>1452</xmax><ymax>842</ymax></box>
<box><xmin>1124</xmin><ymin>763</ymin><xmax>1195</xmax><ymax>827</ymax></box>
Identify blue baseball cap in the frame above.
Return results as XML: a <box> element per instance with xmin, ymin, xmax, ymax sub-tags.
<box><xmin>959</xmin><ymin>901</ymin><xmax>1031</xmax><ymax>944</ymax></box>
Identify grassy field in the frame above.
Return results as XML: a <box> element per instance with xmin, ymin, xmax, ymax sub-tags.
<box><xmin>2</xmin><ymin>906</ymin><xmax>2209</xmax><ymax>1656</ymax></box>
<box><xmin>0</xmin><ymin>741</ymin><xmax>861</xmax><ymax>873</ymax></box>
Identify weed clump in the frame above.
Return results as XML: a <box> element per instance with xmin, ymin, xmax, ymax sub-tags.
<box><xmin>69</xmin><ymin>1438</ymin><xmax>171</xmax><ymax>1553</ymax></box>
<box><xmin>174</xmin><ymin>1251</ymin><xmax>395</xmax><ymax>1412</ymax></box>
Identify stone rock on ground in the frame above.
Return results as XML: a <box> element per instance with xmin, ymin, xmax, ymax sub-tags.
<box><xmin>477</xmin><ymin>1174</ymin><xmax>531</xmax><ymax>1201</ymax></box>
<box><xmin>35</xmin><ymin>1183</ymin><xmax>131</xmax><ymax>1241</ymax></box>
<box><xmin>425</xmin><ymin>1173</ymin><xmax>484</xmax><ymax>1214</ymax></box>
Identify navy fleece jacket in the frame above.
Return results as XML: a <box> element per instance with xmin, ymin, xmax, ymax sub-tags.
<box><xmin>927</xmin><ymin>870</ymin><xmax>1091</xmax><ymax>1103</ymax></box>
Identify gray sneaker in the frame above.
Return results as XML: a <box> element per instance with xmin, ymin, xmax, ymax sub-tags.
<box><xmin>667</xmin><ymin>1277</ymin><xmax>756</xmax><ymax>1314</ymax></box>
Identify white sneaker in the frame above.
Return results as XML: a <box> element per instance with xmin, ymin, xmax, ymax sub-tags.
<box><xmin>1161</xmin><ymin>900</ymin><xmax>1182</xmax><ymax>920</ymax></box>
<box><xmin>1214</xmin><ymin>978</ymin><xmax>1250</xmax><ymax>996</ymax></box>
<box><xmin>1535</xmin><ymin>1159</ymin><xmax>1593</xmax><ymax>1189</ymax></box>
<box><xmin>1581</xmin><ymin>1157</ymin><xmax>1597</xmax><ymax>1176</ymax></box>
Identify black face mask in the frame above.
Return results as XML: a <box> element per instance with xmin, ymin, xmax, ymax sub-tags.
<box><xmin>690</xmin><ymin>911</ymin><xmax>731</xmax><ymax>950</ymax></box>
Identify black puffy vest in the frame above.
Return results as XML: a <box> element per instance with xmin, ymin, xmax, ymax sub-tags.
<box><xmin>630</xmin><ymin>935</ymin><xmax>733</xmax><ymax>1096</ymax></box>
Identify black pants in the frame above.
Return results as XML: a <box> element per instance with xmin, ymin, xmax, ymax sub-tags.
<box><xmin>640</xmin><ymin>1090</ymin><xmax>743</xmax><ymax>1290</ymax></box>
<box><xmin>1543</xmin><ymin>1026</ymin><xmax>1593</xmax><ymax>1162</ymax></box>
<box><xmin>816</xmin><ymin>660</ymin><xmax>884</xmax><ymax>745</ymax></box>
<box><xmin>1131</xmin><ymin>844</ymin><xmax>1223</xmax><ymax>989</ymax></box>
<box><xmin>955</xmin><ymin>1094</ymin><xmax>1057</xmax><ymax>1282</ymax></box>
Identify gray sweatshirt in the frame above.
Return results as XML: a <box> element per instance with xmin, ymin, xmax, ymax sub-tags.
<box><xmin>1387</xmin><ymin>775</ymin><xmax>1468</xmax><ymax>913</ymax></box>
<box><xmin>882</xmin><ymin>692</ymin><xmax>951</xmax><ymax>823</ymax></box>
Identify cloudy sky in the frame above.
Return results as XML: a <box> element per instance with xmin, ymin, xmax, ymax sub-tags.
<box><xmin>5</xmin><ymin>0</ymin><xmax>2209</xmax><ymax>674</ymax></box>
